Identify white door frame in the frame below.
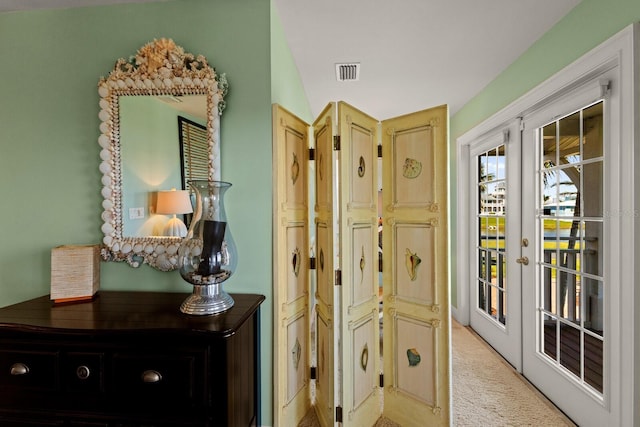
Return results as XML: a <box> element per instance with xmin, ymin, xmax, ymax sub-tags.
<box><xmin>455</xmin><ymin>23</ymin><xmax>638</xmax><ymax>426</ymax></box>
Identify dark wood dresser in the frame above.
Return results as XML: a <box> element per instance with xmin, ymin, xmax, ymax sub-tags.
<box><xmin>0</xmin><ymin>291</ymin><xmax>264</xmax><ymax>427</ymax></box>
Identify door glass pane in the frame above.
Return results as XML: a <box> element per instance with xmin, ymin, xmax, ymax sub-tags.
<box><xmin>536</xmin><ymin>101</ymin><xmax>604</xmax><ymax>395</ymax></box>
<box><xmin>559</xmin><ymin>323</ymin><xmax>581</xmax><ymax>377</ymax></box>
<box><xmin>475</xmin><ymin>144</ymin><xmax>507</xmax><ymax>326</ymax></box>
<box><xmin>584</xmin><ymin>331</ymin><xmax>604</xmax><ymax>392</ymax></box>
<box><xmin>559</xmin><ymin>111</ymin><xmax>581</xmax><ymax>164</ymax></box>
<box><xmin>478</xmin><ymin>281</ymin><xmax>486</xmax><ymax>311</ymax></box>
<box><xmin>583</xmin><ymin>103</ymin><xmax>603</xmax><ymax>160</ymax></box>
<box><xmin>583</xmin><ymin>221</ymin><xmax>602</xmax><ymax>277</ymax></box>
<box><xmin>583</xmin><ymin>162</ymin><xmax>603</xmax><ymax>217</ymax></box>
<box><xmin>583</xmin><ymin>277</ymin><xmax>604</xmax><ymax>335</ymax></box>
<box><xmin>542</xmin><ymin>266</ymin><xmax>555</xmax><ymax>314</ymax></box>
<box><xmin>542</xmin><ymin>122</ymin><xmax>558</xmax><ymax>167</ymax></box>
<box><xmin>497</xmin><ymin>253</ymin><xmax>506</xmax><ymax>324</ymax></box>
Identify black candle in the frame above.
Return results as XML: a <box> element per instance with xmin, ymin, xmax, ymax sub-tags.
<box><xmin>197</xmin><ymin>220</ymin><xmax>226</xmax><ymax>276</ymax></box>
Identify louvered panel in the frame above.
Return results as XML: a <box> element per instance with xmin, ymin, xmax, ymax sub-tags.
<box><xmin>179</xmin><ymin>116</ymin><xmax>209</xmax><ymax>190</ymax></box>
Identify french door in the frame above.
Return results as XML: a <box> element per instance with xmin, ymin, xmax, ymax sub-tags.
<box><xmin>468</xmin><ymin>119</ymin><xmax>522</xmax><ymax>371</ymax></box>
<box><xmin>460</xmin><ymin>24</ymin><xmax>636</xmax><ymax>426</ymax></box>
<box><xmin>467</xmin><ymin>74</ymin><xmax>619</xmax><ymax>426</ymax></box>
<box><xmin>520</xmin><ymin>79</ymin><xmax>613</xmax><ymax>426</ymax></box>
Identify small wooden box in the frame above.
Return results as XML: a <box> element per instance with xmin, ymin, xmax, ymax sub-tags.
<box><xmin>51</xmin><ymin>245</ymin><xmax>100</xmax><ymax>303</ymax></box>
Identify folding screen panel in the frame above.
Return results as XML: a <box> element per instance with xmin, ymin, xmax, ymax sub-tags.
<box><xmin>312</xmin><ymin>104</ymin><xmax>339</xmax><ymax>427</ymax></box>
<box><xmin>381</xmin><ymin>106</ymin><xmax>450</xmax><ymax>426</ymax></box>
<box><xmin>272</xmin><ymin>105</ymin><xmax>311</xmax><ymax>427</ymax></box>
<box><xmin>336</xmin><ymin>102</ymin><xmax>381</xmax><ymax>426</ymax></box>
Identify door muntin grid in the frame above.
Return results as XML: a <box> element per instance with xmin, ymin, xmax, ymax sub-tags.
<box><xmin>536</xmin><ymin>101</ymin><xmax>604</xmax><ymax>395</ymax></box>
<box><xmin>476</xmin><ymin>144</ymin><xmax>507</xmax><ymax>327</ymax></box>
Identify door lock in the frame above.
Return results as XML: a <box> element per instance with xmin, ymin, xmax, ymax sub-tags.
<box><xmin>516</xmin><ymin>256</ymin><xmax>529</xmax><ymax>265</ymax></box>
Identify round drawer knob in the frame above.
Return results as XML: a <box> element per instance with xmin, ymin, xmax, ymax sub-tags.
<box><xmin>76</xmin><ymin>365</ymin><xmax>91</xmax><ymax>380</ymax></box>
<box><xmin>10</xmin><ymin>362</ymin><xmax>29</xmax><ymax>376</ymax></box>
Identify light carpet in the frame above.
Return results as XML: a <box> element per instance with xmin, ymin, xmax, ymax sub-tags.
<box><xmin>299</xmin><ymin>320</ymin><xmax>575</xmax><ymax>426</ymax></box>
<box><xmin>451</xmin><ymin>320</ymin><xmax>574</xmax><ymax>427</ymax></box>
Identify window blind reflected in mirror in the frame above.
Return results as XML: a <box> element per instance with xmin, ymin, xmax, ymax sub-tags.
<box><xmin>179</xmin><ymin>116</ymin><xmax>209</xmax><ymax>191</ymax></box>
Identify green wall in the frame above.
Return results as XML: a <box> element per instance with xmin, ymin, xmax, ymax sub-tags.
<box><xmin>270</xmin><ymin>1</ymin><xmax>313</xmax><ymax>123</ymax></box>
<box><xmin>0</xmin><ymin>0</ymin><xmax>280</xmax><ymax>423</ymax></box>
<box><xmin>449</xmin><ymin>0</ymin><xmax>640</xmax><ymax>308</ymax></box>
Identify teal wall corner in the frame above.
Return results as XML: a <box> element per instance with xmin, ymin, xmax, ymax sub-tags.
<box><xmin>270</xmin><ymin>0</ymin><xmax>313</xmax><ymax>123</ymax></box>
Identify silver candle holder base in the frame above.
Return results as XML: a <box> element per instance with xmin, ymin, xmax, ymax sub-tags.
<box><xmin>180</xmin><ymin>283</ymin><xmax>234</xmax><ymax>315</ymax></box>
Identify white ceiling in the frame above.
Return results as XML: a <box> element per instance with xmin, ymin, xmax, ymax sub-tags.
<box><xmin>2</xmin><ymin>0</ymin><xmax>581</xmax><ymax>119</ymax></box>
<box><xmin>274</xmin><ymin>0</ymin><xmax>581</xmax><ymax>119</ymax></box>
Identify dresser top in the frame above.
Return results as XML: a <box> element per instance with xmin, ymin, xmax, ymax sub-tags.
<box><xmin>0</xmin><ymin>291</ymin><xmax>265</xmax><ymax>338</ymax></box>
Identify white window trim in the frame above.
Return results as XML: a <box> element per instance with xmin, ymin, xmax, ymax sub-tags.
<box><xmin>455</xmin><ymin>23</ymin><xmax>638</xmax><ymax>426</ymax></box>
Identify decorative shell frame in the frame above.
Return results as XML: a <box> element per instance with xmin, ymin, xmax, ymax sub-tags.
<box><xmin>97</xmin><ymin>38</ymin><xmax>228</xmax><ymax>271</ymax></box>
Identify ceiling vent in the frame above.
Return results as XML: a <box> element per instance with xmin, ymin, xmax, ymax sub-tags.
<box><xmin>335</xmin><ymin>63</ymin><xmax>360</xmax><ymax>82</ymax></box>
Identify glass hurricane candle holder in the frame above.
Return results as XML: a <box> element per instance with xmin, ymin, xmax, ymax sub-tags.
<box><xmin>178</xmin><ymin>180</ymin><xmax>238</xmax><ymax>315</ymax></box>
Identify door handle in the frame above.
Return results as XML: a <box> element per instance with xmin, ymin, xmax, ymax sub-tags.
<box><xmin>516</xmin><ymin>256</ymin><xmax>529</xmax><ymax>266</ymax></box>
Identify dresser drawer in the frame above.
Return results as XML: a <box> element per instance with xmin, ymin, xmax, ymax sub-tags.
<box><xmin>112</xmin><ymin>351</ymin><xmax>204</xmax><ymax>406</ymax></box>
<box><xmin>0</xmin><ymin>350</ymin><xmax>59</xmax><ymax>391</ymax></box>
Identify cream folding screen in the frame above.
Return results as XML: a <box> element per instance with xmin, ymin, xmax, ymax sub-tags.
<box><xmin>273</xmin><ymin>103</ymin><xmax>450</xmax><ymax>427</ymax></box>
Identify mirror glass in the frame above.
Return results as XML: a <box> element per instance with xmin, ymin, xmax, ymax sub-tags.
<box><xmin>120</xmin><ymin>95</ymin><xmax>206</xmax><ymax>237</ymax></box>
<box><xmin>98</xmin><ymin>39</ymin><xmax>228</xmax><ymax>271</ymax></box>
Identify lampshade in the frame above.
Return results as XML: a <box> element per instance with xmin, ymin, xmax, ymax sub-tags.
<box><xmin>156</xmin><ymin>189</ymin><xmax>193</xmax><ymax>215</ymax></box>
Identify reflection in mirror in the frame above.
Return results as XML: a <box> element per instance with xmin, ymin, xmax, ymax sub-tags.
<box><xmin>178</xmin><ymin>115</ymin><xmax>209</xmax><ymax>190</ymax></box>
<box><xmin>120</xmin><ymin>95</ymin><xmax>205</xmax><ymax>238</ymax></box>
<box><xmin>98</xmin><ymin>39</ymin><xmax>228</xmax><ymax>271</ymax></box>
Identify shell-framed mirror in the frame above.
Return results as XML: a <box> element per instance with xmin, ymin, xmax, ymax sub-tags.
<box><xmin>98</xmin><ymin>38</ymin><xmax>228</xmax><ymax>271</ymax></box>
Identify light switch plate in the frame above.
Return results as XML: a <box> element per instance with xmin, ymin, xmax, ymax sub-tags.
<box><xmin>129</xmin><ymin>207</ymin><xmax>144</xmax><ymax>219</ymax></box>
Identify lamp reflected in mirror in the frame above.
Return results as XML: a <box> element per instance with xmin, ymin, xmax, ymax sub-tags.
<box><xmin>156</xmin><ymin>189</ymin><xmax>193</xmax><ymax>237</ymax></box>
